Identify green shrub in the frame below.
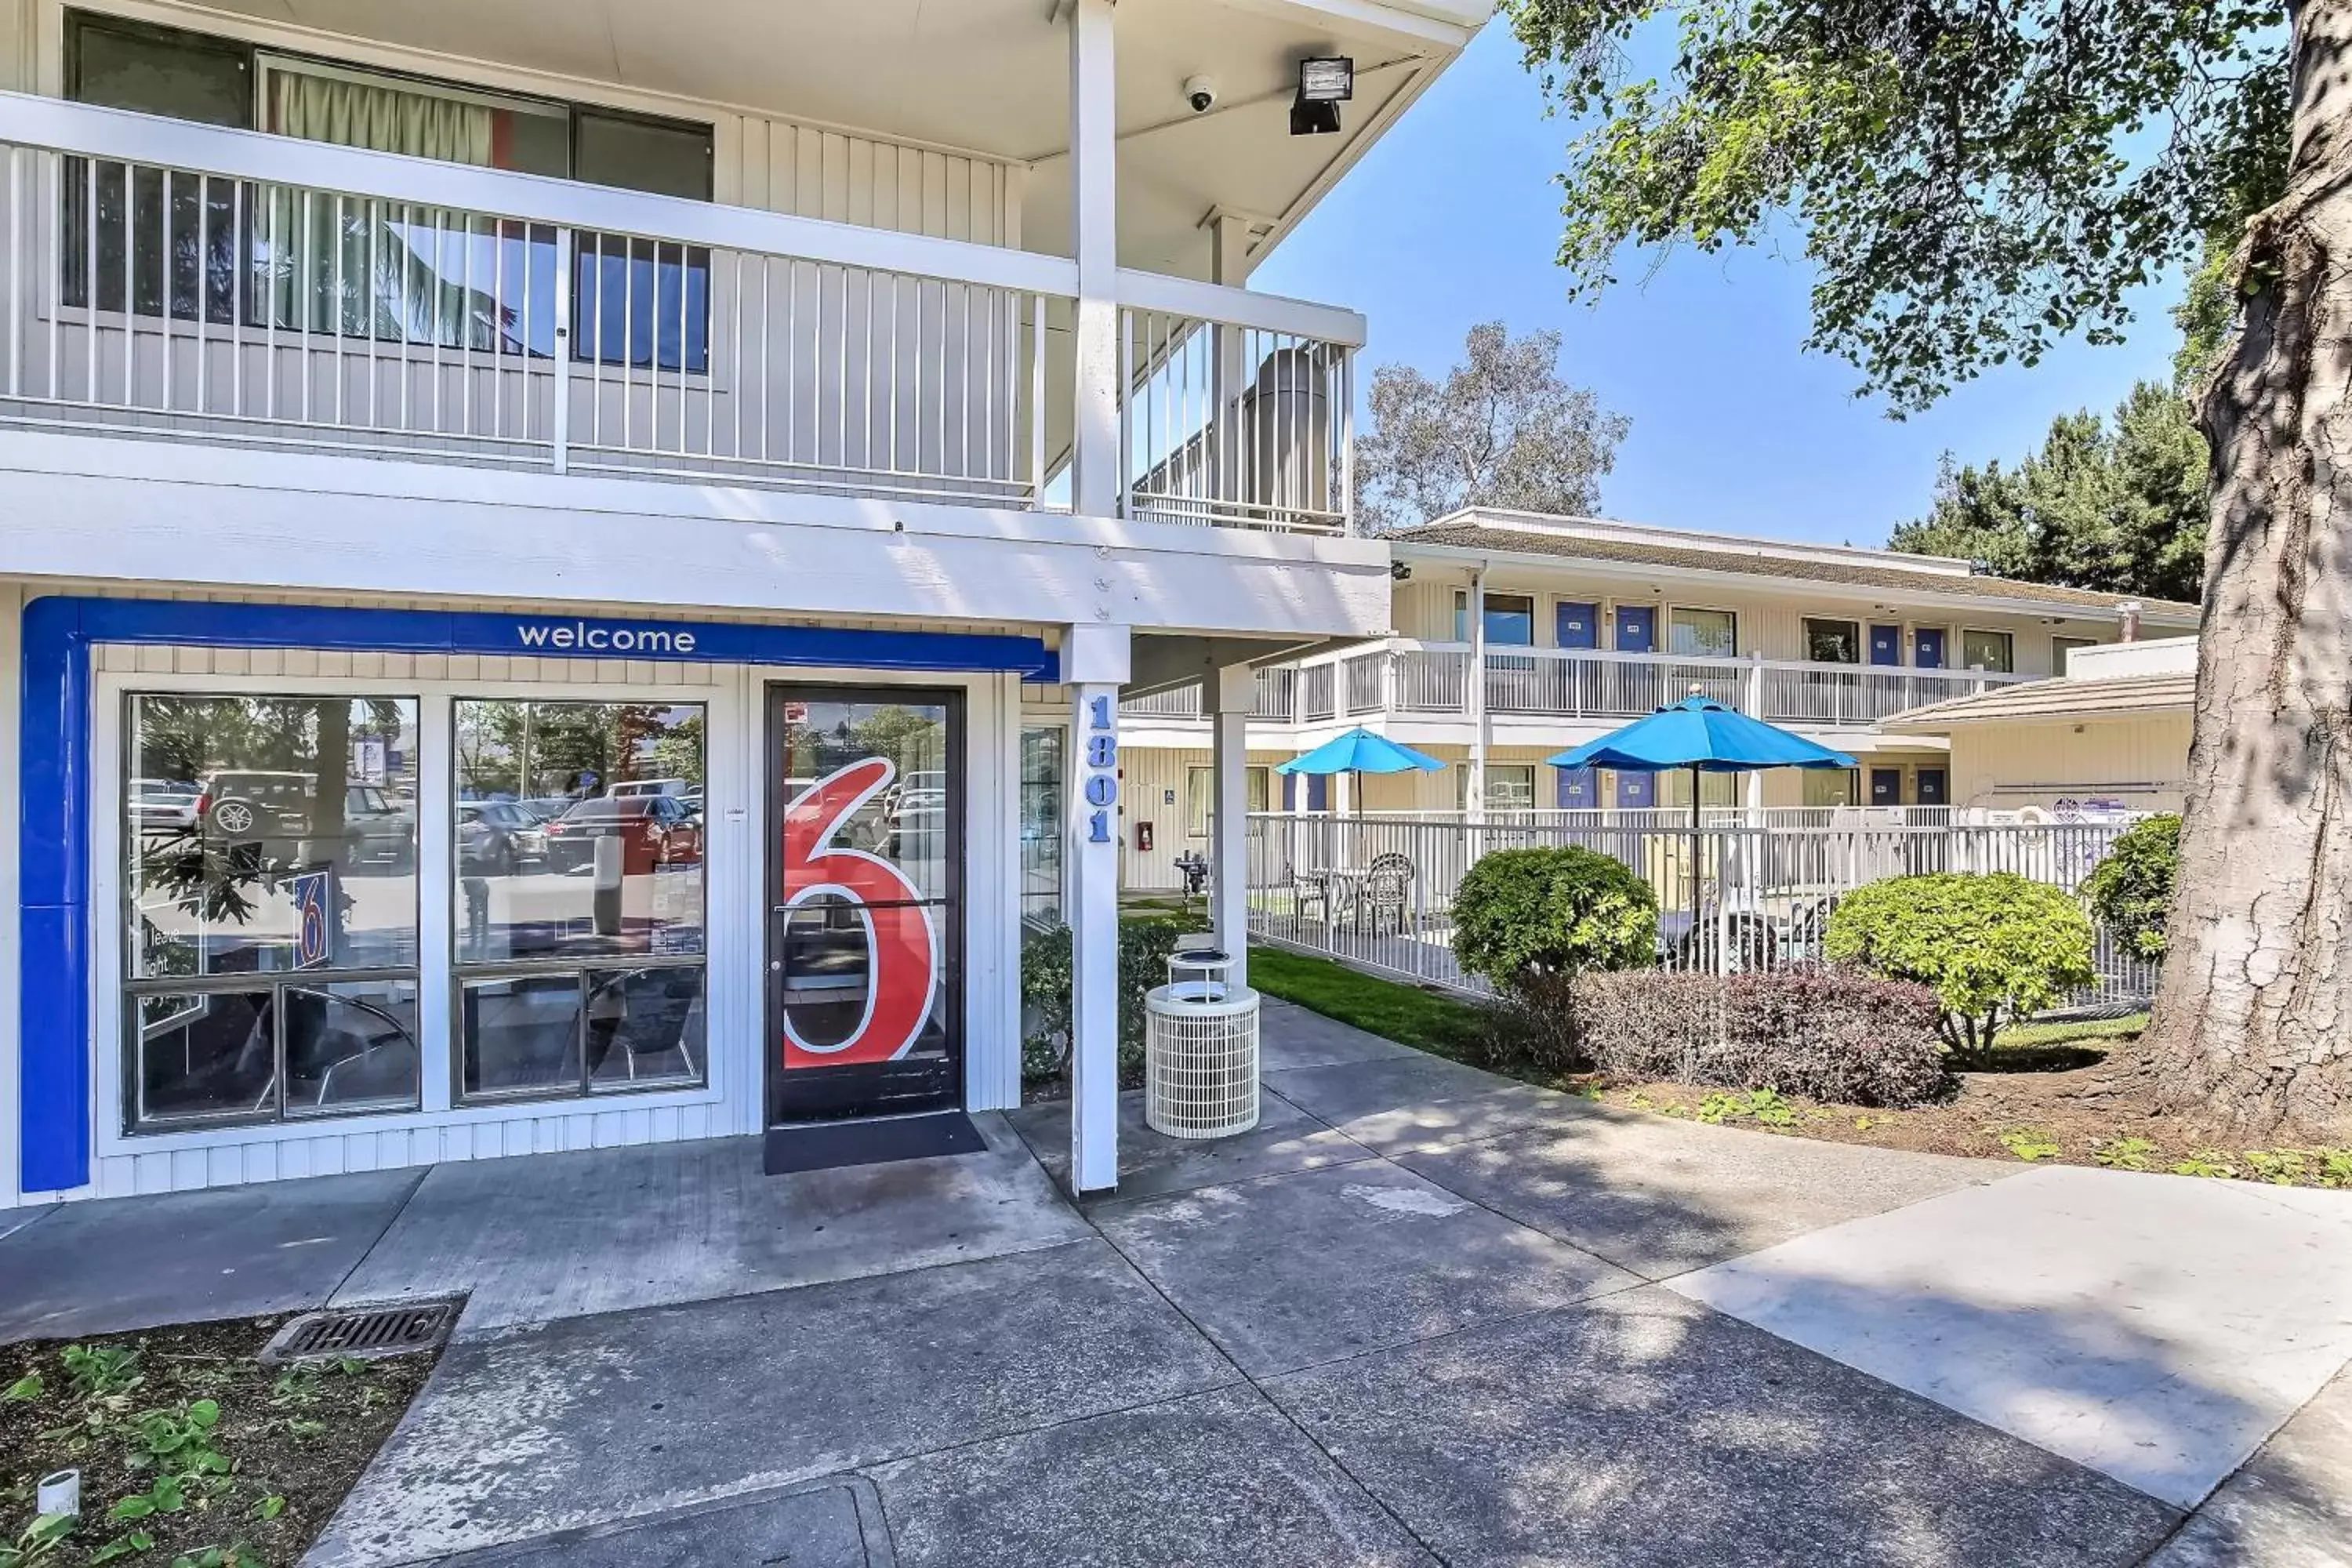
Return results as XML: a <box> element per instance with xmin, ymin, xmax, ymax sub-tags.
<box><xmin>1450</xmin><ymin>846</ymin><xmax>1657</xmax><ymax>991</ymax></box>
<box><xmin>2082</xmin><ymin>814</ymin><xmax>2181</xmax><ymax>960</ymax></box>
<box><xmin>1823</xmin><ymin>873</ymin><xmax>2096</xmax><ymax>1062</ymax></box>
<box><xmin>1018</xmin><ymin>918</ymin><xmax>1186</xmax><ymax>1086</ymax></box>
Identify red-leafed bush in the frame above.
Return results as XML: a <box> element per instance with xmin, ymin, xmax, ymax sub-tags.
<box><xmin>1573</xmin><ymin>964</ymin><xmax>1949</xmax><ymax>1107</ymax></box>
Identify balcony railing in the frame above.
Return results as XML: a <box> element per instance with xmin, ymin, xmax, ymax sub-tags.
<box><xmin>1117</xmin><ymin>665</ymin><xmax>1300</xmax><ymax>722</ymax></box>
<box><xmin>0</xmin><ymin>94</ymin><xmax>1362</xmax><ymax>533</ymax></box>
<box><xmin>1380</xmin><ymin>643</ymin><xmax>2029</xmax><ymax>726</ymax></box>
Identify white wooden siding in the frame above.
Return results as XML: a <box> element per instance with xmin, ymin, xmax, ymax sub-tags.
<box><xmin>1944</xmin><ymin>714</ymin><xmax>2193</xmax><ymax>811</ymax></box>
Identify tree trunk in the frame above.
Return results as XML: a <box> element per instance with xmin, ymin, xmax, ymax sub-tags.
<box><xmin>2143</xmin><ymin>0</ymin><xmax>2352</xmax><ymax>1141</ymax></box>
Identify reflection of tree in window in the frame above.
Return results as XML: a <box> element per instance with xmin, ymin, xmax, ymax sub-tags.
<box><xmin>132</xmin><ymin>694</ymin><xmax>405</xmax><ymax>938</ymax></box>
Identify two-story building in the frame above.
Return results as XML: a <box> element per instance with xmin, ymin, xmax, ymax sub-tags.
<box><xmin>1117</xmin><ymin>509</ymin><xmax>2201</xmax><ymax>887</ymax></box>
<box><xmin>0</xmin><ymin>0</ymin><xmax>1492</xmax><ymax>1210</ymax></box>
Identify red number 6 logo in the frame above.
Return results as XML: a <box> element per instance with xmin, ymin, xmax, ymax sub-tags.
<box><xmin>779</xmin><ymin>758</ymin><xmax>939</xmax><ymax>1068</ymax></box>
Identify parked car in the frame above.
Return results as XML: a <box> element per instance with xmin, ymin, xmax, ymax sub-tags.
<box><xmin>129</xmin><ymin>777</ymin><xmax>201</xmax><ymax>834</ymax></box>
<box><xmin>541</xmin><ymin>794</ymin><xmax>703</xmax><ymax>876</ymax></box>
<box><xmin>607</xmin><ymin>778</ymin><xmax>696</xmax><ymax>801</ymax></box>
<box><xmin>517</xmin><ymin>796</ymin><xmax>579</xmax><ymax>823</ymax></box>
<box><xmin>457</xmin><ymin>800</ymin><xmax>549</xmax><ymax>876</ymax></box>
<box><xmin>198</xmin><ymin>772</ymin><xmax>415</xmax><ymax>869</ymax></box>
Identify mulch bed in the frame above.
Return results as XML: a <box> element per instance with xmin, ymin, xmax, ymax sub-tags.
<box><xmin>1595</xmin><ymin>1041</ymin><xmax>2352</xmax><ymax>1184</ymax></box>
<box><xmin>1</xmin><ymin>1315</ymin><xmax>437</xmax><ymax>1567</ymax></box>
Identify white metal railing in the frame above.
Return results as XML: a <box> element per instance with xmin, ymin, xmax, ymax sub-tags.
<box><xmin>1117</xmin><ymin>666</ymin><xmax>1308</xmax><ymax>724</ymax></box>
<box><xmin>0</xmin><ymin>94</ymin><xmax>1365</xmax><ymax>533</ymax></box>
<box><xmin>1247</xmin><ymin>811</ymin><xmax>2158</xmax><ymax>1011</ymax></box>
<box><xmin>1371</xmin><ymin>642</ymin><xmax>2031</xmax><ymax>724</ymax></box>
<box><xmin>1117</xmin><ymin>274</ymin><xmax>1358</xmax><ymax>534</ymax></box>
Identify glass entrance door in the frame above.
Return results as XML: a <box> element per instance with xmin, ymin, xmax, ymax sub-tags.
<box><xmin>766</xmin><ymin>686</ymin><xmax>961</xmax><ymax>1126</ymax></box>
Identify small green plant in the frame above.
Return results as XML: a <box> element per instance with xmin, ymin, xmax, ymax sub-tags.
<box><xmin>2082</xmin><ymin>814</ymin><xmax>2180</xmax><ymax>960</ymax></box>
<box><xmin>1694</xmin><ymin>1087</ymin><xmax>1796</xmax><ymax>1126</ymax></box>
<box><xmin>4</xmin><ymin>1371</ymin><xmax>42</xmax><ymax>1402</ymax></box>
<box><xmin>2321</xmin><ymin>1149</ymin><xmax>2352</xmax><ymax>1189</ymax></box>
<box><xmin>63</xmin><ymin>1344</ymin><xmax>144</xmax><ymax>1399</ymax></box>
<box><xmin>111</xmin><ymin>1474</ymin><xmax>190</xmax><ymax>1523</ymax></box>
<box><xmin>2000</xmin><ymin>1127</ymin><xmax>2061</xmax><ymax>1161</ymax></box>
<box><xmin>253</xmin><ymin>1497</ymin><xmax>286</xmax><ymax>1523</ymax></box>
<box><xmin>2172</xmin><ymin>1150</ymin><xmax>2238</xmax><ymax>1178</ymax></box>
<box><xmin>0</xmin><ymin>1514</ymin><xmax>77</xmax><ymax>1568</ymax></box>
<box><xmin>167</xmin><ymin>1547</ymin><xmax>259</xmax><ymax>1568</ymax></box>
<box><xmin>88</xmin><ymin>1532</ymin><xmax>154</xmax><ymax>1566</ymax></box>
<box><xmin>1450</xmin><ymin>845</ymin><xmax>1658</xmax><ymax>991</ymax></box>
<box><xmin>1853</xmin><ymin>1116</ymin><xmax>1878</xmax><ymax>1131</ymax></box>
<box><xmin>2243</xmin><ymin>1149</ymin><xmax>2310</xmax><ymax>1185</ymax></box>
<box><xmin>129</xmin><ymin>1400</ymin><xmax>228</xmax><ymax>1474</ymax></box>
<box><xmin>2092</xmin><ymin>1137</ymin><xmax>2159</xmax><ymax>1171</ymax></box>
<box><xmin>1016</xmin><ymin>919</ymin><xmax>1187</xmax><ymax>1084</ymax></box>
<box><xmin>1825</xmin><ymin>873</ymin><xmax>2097</xmax><ymax>1063</ymax></box>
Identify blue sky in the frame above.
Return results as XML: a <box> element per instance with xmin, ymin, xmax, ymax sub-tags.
<box><xmin>1251</xmin><ymin>25</ymin><xmax>2184</xmax><ymax>549</ymax></box>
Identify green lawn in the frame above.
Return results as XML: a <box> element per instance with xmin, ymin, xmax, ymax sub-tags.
<box><xmin>1246</xmin><ymin>944</ymin><xmax>1484</xmax><ymax>1056</ymax></box>
<box><xmin>1995</xmin><ymin>1012</ymin><xmax>2149</xmax><ymax>1048</ymax></box>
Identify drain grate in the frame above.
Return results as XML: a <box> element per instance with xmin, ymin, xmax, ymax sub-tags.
<box><xmin>261</xmin><ymin>1298</ymin><xmax>461</xmax><ymax>1367</ymax></box>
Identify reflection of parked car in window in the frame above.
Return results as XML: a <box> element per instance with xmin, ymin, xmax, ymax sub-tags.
<box><xmin>541</xmin><ymin>795</ymin><xmax>703</xmax><ymax>875</ymax></box>
<box><xmin>129</xmin><ymin>778</ymin><xmax>201</xmax><ymax>833</ymax></box>
<box><xmin>457</xmin><ymin>801</ymin><xmax>548</xmax><ymax>876</ymax></box>
<box><xmin>607</xmin><ymin>778</ymin><xmax>696</xmax><ymax>800</ymax></box>
<box><xmin>517</xmin><ymin>796</ymin><xmax>579</xmax><ymax>824</ymax></box>
<box><xmin>198</xmin><ymin>773</ymin><xmax>414</xmax><ymax>869</ymax></box>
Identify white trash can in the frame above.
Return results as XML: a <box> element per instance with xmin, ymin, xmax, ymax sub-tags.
<box><xmin>1144</xmin><ymin>942</ymin><xmax>1261</xmax><ymax>1139</ymax></box>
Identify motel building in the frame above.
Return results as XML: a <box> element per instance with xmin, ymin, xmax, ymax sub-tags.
<box><xmin>1116</xmin><ymin>511</ymin><xmax>2202</xmax><ymax>890</ymax></box>
<box><xmin>0</xmin><ymin>0</ymin><xmax>1491</xmax><ymax>1213</ymax></box>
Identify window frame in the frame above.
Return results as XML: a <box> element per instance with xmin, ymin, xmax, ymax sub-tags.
<box><xmin>60</xmin><ymin>9</ymin><xmax>717</xmax><ymax>370</ymax></box>
<box><xmin>2052</xmin><ymin>633</ymin><xmax>2099</xmax><ymax>672</ymax></box>
<box><xmin>115</xmin><ymin>688</ymin><xmax>425</xmax><ymax>1136</ymax></box>
<box><xmin>1457</xmin><ymin>763</ymin><xmax>1537</xmax><ymax>813</ymax></box>
<box><xmin>1801</xmin><ymin>616</ymin><xmax>1864</xmax><ymax>666</ymax></box>
<box><xmin>1452</xmin><ymin>589</ymin><xmax>1538</xmax><ymax>648</ymax></box>
<box><xmin>1185</xmin><ymin>763</ymin><xmax>1270</xmax><ymax>837</ymax></box>
<box><xmin>89</xmin><ymin>667</ymin><xmax>738</xmax><ymax>1163</ymax></box>
<box><xmin>448</xmin><ymin>695</ymin><xmax>712</xmax><ymax>1109</ymax></box>
<box><xmin>1664</xmin><ymin>604</ymin><xmax>1739</xmax><ymax>659</ymax></box>
<box><xmin>1959</xmin><ymin>627</ymin><xmax>2016</xmax><ymax>673</ymax></box>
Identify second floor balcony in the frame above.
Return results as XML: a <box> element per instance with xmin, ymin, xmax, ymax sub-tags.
<box><xmin>0</xmin><ymin>93</ymin><xmax>1363</xmax><ymax>535</ymax></box>
<box><xmin>1126</xmin><ymin>639</ymin><xmax>2034</xmax><ymax>730</ymax></box>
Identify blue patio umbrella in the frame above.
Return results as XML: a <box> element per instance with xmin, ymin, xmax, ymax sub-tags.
<box><xmin>1276</xmin><ymin>725</ymin><xmax>1442</xmax><ymax>818</ymax></box>
<box><xmin>1550</xmin><ymin>693</ymin><xmax>1856</xmax><ymax>952</ymax></box>
<box><xmin>1275</xmin><ymin>727</ymin><xmax>1445</xmax><ymax>777</ymax></box>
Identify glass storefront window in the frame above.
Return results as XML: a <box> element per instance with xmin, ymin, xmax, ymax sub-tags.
<box><xmin>122</xmin><ymin>693</ymin><xmax>421</xmax><ymax>1131</ymax></box>
<box><xmin>452</xmin><ymin>699</ymin><xmax>707</xmax><ymax>1103</ymax></box>
<box><xmin>1019</xmin><ymin>726</ymin><xmax>1065</xmax><ymax>930</ymax></box>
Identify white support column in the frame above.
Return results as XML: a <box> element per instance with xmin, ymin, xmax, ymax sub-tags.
<box><xmin>1208</xmin><ymin>662</ymin><xmax>1254</xmax><ymax>989</ymax></box>
<box><xmin>1064</xmin><ymin>621</ymin><xmax>1131</xmax><ymax>1194</ymax></box>
<box><xmin>1068</xmin><ymin>0</ymin><xmax>1120</xmax><ymax>521</ymax></box>
<box><xmin>1744</xmin><ymin>653</ymin><xmax>1766</xmax><ymax>813</ymax></box>
<box><xmin>1206</xmin><ymin>209</ymin><xmax>1250</xmax><ymax>515</ymax></box>
<box><xmin>1467</xmin><ymin>568</ymin><xmax>1489</xmax><ymax>822</ymax></box>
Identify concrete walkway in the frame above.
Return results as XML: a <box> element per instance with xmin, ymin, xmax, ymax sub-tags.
<box><xmin>2</xmin><ymin>995</ymin><xmax>2347</xmax><ymax>1566</ymax></box>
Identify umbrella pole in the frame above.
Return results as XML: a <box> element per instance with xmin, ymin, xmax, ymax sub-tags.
<box><xmin>1690</xmin><ymin>766</ymin><xmax>1703</xmax><ymax>975</ymax></box>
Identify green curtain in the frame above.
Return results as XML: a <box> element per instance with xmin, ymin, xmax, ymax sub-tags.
<box><xmin>263</xmin><ymin>72</ymin><xmax>501</xmax><ymax>347</ymax></box>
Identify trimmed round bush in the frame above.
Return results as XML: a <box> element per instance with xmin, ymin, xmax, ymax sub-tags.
<box><xmin>2082</xmin><ymin>813</ymin><xmax>2181</xmax><ymax>960</ymax></box>
<box><xmin>1450</xmin><ymin>845</ymin><xmax>1657</xmax><ymax>991</ymax></box>
<box><xmin>1823</xmin><ymin>872</ymin><xmax>2096</xmax><ymax>1060</ymax></box>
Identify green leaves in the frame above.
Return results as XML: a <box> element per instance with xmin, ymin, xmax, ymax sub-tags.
<box><xmin>1451</xmin><ymin>845</ymin><xmax>1660</xmax><ymax>988</ymax></box>
<box><xmin>1824</xmin><ymin>872</ymin><xmax>2098</xmax><ymax>1060</ymax></box>
<box><xmin>2000</xmin><ymin>1128</ymin><xmax>2062</xmax><ymax>1162</ymax></box>
<box><xmin>1504</xmin><ymin>0</ymin><xmax>2288</xmax><ymax>411</ymax></box>
<box><xmin>2083</xmin><ymin>815</ymin><xmax>2183</xmax><ymax>961</ymax></box>
<box><xmin>3</xmin><ymin>1371</ymin><xmax>42</xmax><ymax>1403</ymax></box>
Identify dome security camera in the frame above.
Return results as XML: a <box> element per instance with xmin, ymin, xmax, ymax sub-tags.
<box><xmin>1183</xmin><ymin>75</ymin><xmax>1218</xmax><ymax>114</ymax></box>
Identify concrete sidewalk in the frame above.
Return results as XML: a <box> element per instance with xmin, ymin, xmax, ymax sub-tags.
<box><xmin>3</xmin><ymin>995</ymin><xmax>2347</xmax><ymax>1566</ymax></box>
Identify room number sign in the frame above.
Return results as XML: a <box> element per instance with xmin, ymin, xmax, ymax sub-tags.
<box><xmin>1085</xmin><ymin>695</ymin><xmax>1119</xmax><ymax>843</ymax></box>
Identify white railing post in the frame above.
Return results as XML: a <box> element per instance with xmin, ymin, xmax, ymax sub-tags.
<box><xmin>551</xmin><ymin>227</ymin><xmax>573</xmax><ymax>474</ymax></box>
<box><xmin>1067</xmin><ymin>0</ymin><xmax>1120</xmax><ymax>520</ymax></box>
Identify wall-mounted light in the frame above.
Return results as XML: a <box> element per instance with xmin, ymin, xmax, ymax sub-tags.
<box><xmin>1290</xmin><ymin>56</ymin><xmax>1352</xmax><ymax>136</ymax></box>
